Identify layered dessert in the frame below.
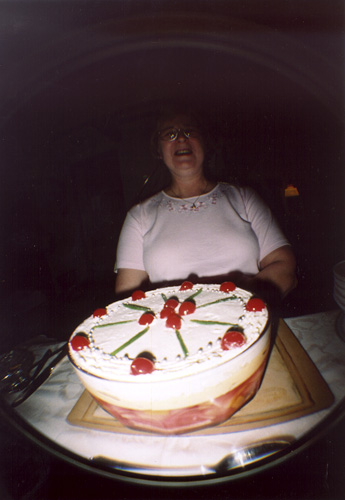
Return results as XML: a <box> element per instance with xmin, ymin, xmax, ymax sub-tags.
<box><xmin>68</xmin><ymin>281</ymin><xmax>271</xmax><ymax>434</ymax></box>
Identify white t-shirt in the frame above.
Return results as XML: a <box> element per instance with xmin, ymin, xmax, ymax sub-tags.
<box><xmin>115</xmin><ymin>183</ymin><xmax>289</xmax><ymax>285</ymax></box>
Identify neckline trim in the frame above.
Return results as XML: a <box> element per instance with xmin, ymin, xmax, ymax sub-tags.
<box><xmin>162</xmin><ymin>183</ymin><xmax>219</xmax><ymax>201</ymax></box>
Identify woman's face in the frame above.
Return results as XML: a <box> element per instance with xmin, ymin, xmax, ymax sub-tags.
<box><xmin>158</xmin><ymin>115</ymin><xmax>205</xmax><ymax>179</ymax></box>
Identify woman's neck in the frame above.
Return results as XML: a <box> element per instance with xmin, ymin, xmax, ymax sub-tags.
<box><xmin>167</xmin><ymin>177</ymin><xmax>215</xmax><ymax>199</ymax></box>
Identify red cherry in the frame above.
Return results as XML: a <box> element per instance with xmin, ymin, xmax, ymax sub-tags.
<box><xmin>219</xmin><ymin>282</ymin><xmax>236</xmax><ymax>293</ymax></box>
<box><xmin>179</xmin><ymin>300</ymin><xmax>196</xmax><ymax>316</ymax></box>
<box><xmin>138</xmin><ymin>312</ymin><xmax>155</xmax><ymax>325</ymax></box>
<box><xmin>221</xmin><ymin>330</ymin><xmax>246</xmax><ymax>350</ymax></box>
<box><xmin>166</xmin><ymin>313</ymin><xmax>182</xmax><ymax>330</ymax></box>
<box><xmin>164</xmin><ymin>298</ymin><xmax>179</xmax><ymax>309</ymax></box>
<box><xmin>160</xmin><ymin>306</ymin><xmax>175</xmax><ymax>319</ymax></box>
<box><xmin>71</xmin><ymin>335</ymin><xmax>90</xmax><ymax>351</ymax></box>
<box><xmin>131</xmin><ymin>290</ymin><xmax>146</xmax><ymax>301</ymax></box>
<box><xmin>93</xmin><ymin>308</ymin><xmax>107</xmax><ymax>317</ymax></box>
<box><xmin>130</xmin><ymin>357</ymin><xmax>155</xmax><ymax>375</ymax></box>
<box><xmin>180</xmin><ymin>281</ymin><xmax>193</xmax><ymax>291</ymax></box>
<box><xmin>246</xmin><ymin>298</ymin><xmax>266</xmax><ymax>312</ymax></box>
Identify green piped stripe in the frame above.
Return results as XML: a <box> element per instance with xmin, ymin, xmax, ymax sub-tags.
<box><xmin>110</xmin><ymin>326</ymin><xmax>150</xmax><ymax>356</ymax></box>
<box><xmin>94</xmin><ymin>320</ymin><xmax>136</xmax><ymax>329</ymax></box>
<box><xmin>175</xmin><ymin>330</ymin><xmax>189</xmax><ymax>357</ymax></box>
<box><xmin>190</xmin><ymin>320</ymin><xmax>238</xmax><ymax>326</ymax></box>
<box><xmin>123</xmin><ymin>303</ymin><xmax>152</xmax><ymax>312</ymax></box>
<box><xmin>186</xmin><ymin>288</ymin><xmax>203</xmax><ymax>301</ymax></box>
<box><xmin>196</xmin><ymin>296</ymin><xmax>237</xmax><ymax>308</ymax></box>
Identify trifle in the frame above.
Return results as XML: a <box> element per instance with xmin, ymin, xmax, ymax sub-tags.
<box><xmin>68</xmin><ymin>281</ymin><xmax>271</xmax><ymax>434</ymax></box>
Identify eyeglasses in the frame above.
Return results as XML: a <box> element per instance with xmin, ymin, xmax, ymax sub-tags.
<box><xmin>158</xmin><ymin>127</ymin><xmax>200</xmax><ymax>142</ymax></box>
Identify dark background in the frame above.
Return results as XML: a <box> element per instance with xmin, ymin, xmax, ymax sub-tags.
<box><xmin>1</xmin><ymin>0</ymin><xmax>344</xmax><ymax>349</ymax></box>
<box><xmin>0</xmin><ymin>1</ymin><xmax>344</xmax><ymax>499</ymax></box>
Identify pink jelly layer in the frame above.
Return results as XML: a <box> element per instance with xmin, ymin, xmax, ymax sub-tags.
<box><xmin>93</xmin><ymin>359</ymin><xmax>268</xmax><ymax>435</ymax></box>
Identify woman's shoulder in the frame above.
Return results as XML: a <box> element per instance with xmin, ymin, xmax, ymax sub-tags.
<box><xmin>217</xmin><ymin>182</ymin><xmax>253</xmax><ymax>199</ymax></box>
<box><xmin>216</xmin><ymin>182</ymin><xmax>263</xmax><ymax>218</ymax></box>
<box><xmin>127</xmin><ymin>190</ymin><xmax>165</xmax><ymax>216</ymax></box>
<box><xmin>138</xmin><ymin>190</ymin><xmax>165</xmax><ymax>206</ymax></box>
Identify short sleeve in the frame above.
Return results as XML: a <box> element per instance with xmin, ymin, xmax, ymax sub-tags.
<box><xmin>239</xmin><ymin>187</ymin><xmax>290</xmax><ymax>262</ymax></box>
<box><xmin>115</xmin><ymin>205</ymin><xmax>146</xmax><ymax>272</ymax></box>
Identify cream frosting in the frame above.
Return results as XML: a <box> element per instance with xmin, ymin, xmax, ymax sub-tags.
<box><xmin>69</xmin><ymin>284</ymin><xmax>268</xmax><ymax>383</ymax></box>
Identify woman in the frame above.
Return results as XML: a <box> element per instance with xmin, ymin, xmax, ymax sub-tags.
<box><xmin>115</xmin><ymin>108</ymin><xmax>297</xmax><ymax>303</ymax></box>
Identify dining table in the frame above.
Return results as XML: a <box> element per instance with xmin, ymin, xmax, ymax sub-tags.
<box><xmin>1</xmin><ymin>308</ymin><xmax>345</xmax><ymax>487</ymax></box>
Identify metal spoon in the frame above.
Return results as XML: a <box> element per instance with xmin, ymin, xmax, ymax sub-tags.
<box><xmin>212</xmin><ymin>438</ymin><xmax>292</xmax><ymax>473</ymax></box>
<box><xmin>92</xmin><ymin>438</ymin><xmax>293</xmax><ymax>477</ymax></box>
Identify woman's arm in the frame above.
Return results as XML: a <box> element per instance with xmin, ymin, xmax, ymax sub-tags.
<box><xmin>115</xmin><ymin>268</ymin><xmax>149</xmax><ymax>297</ymax></box>
<box><xmin>237</xmin><ymin>245</ymin><xmax>297</xmax><ymax>302</ymax></box>
<box><xmin>235</xmin><ymin>245</ymin><xmax>297</xmax><ymax>304</ymax></box>
<box><xmin>257</xmin><ymin>245</ymin><xmax>297</xmax><ymax>298</ymax></box>
<box><xmin>237</xmin><ymin>188</ymin><xmax>297</xmax><ymax>300</ymax></box>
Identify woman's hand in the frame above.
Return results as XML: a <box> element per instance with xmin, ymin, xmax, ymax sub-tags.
<box><xmin>115</xmin><ymin>268</ymin><xmax>149</xmax><ymax>298</ymax></box>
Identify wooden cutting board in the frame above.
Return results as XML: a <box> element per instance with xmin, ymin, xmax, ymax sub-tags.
<box><xmin>67</xmin><ymin>320</ymin><xmax>334</xmax><ymax>435</ymax></box>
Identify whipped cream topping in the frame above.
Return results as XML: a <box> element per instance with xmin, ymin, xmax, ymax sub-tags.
<box><xmin>69</xmin><ymin>284</ymin><xmax>268</xmax><ymax>382</ymax></box>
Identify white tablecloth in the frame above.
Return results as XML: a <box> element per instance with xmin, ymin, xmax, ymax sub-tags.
<box><xmin>12</xmin><ymin>310</ymin><xmax>345</xmax><ymax>478</ymax></box>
